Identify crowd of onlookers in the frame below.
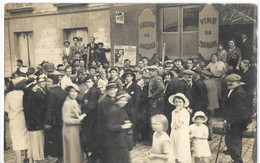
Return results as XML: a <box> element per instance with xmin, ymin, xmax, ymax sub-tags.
<box><xmin>4</xmin><ymin>34</ymin><xmax>257</xmax><ymax>163</ymax></box>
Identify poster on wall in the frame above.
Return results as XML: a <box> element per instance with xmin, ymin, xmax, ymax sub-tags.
<box><xmin>115</xmin><ymin>11</ymin><xmax>124</xmax><ymax>24</ymax></box>
<box><xmin>138</xmin><ymin>8</ymin><xmax>156</xmax><ymax>60</ymax></box>
<box><xmin>199</xmin><ymin>4</ymin><xmax>219</xmax><ymax>61</ymax></box>
<box><xmin>114</xmin><ymin>45</ymin><xmax>136</xmax><ymax>67</ymax></box>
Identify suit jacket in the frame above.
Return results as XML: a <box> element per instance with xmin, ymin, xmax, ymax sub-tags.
<box><xmin>191</xmin><ymin>78</ymin><xmax>209</xmax><ymax>113</ymax></box>
<box><xmin>223</xmin><ymin>86</ymin><xmax>248</xmax><ymax>124</ymax></box>
<box><xmin>69</xmin><ymin>45</ymin><xmax>79</xmax><ymax>63</ymax></box>
<box><xmin>124</xmin><ymin>82</ymin><xmax>141</xmax><ymax>114</ymax></box>
<box><xmin>148</xmin><ymin>76</ymin><xmax>165</xmax><ymax>99</ymax></box>
<box><xmin>238</xmin><ymin>66</ymin><xmax>257</xmax><ymax>94</ymax></box>
<box><xmin>239</xmin><ymin>38</ymin><xmax>253</xmax><ymax>60</ymax></box>
<box><xmin>86</xmin><ymin>43</ymin><xmax>98</xmax><ymax>51</ymax></box>
<box><xmin>82</xmin><ymin>85</ymin><xmax>100</xmax><ymax>115</ymax></box>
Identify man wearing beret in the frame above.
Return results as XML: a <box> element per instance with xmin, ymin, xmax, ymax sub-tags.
<box><xmin>222</xmin><ymin>74</ymin><xmax>249</xmax><ymax>163</ymax></box>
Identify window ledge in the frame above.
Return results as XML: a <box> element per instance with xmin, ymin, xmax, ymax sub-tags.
<box><xmin>6</xmin><ymin>6</ymin><xmax>34</xmax><ymax>13</ymax></box>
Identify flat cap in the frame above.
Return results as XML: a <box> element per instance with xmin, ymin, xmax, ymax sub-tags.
<box><xmin>106</xmin><ymin>83</ymin><xmax>118</xmax><ymax>90</ymax></box>
<box><xmin>183</xmin><ymin>69</ymin><xmax>194</xmax><ymax>75</ymax></box>
<box><xmin>241</xmin><ymin>60</ymin><xmax>250</xmax><ymax>65</ymax></box>
<box><xmin>148</xmin><ymin>65</ymin><xmax>159</xmax><ymax>71</ymax></box>
<box><xmin>225</xmin><ymin>74</ymin><xmax>241</xmax><ymax>82</ymax></box>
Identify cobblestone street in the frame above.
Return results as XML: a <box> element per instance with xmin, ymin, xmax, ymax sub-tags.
<box><xmin>4</xmin><ymin>119</ymin><xmax>256</xmax><ymax>163</ymax></box>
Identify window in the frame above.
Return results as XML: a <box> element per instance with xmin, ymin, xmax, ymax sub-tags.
<box><xmin>183</xmin><ymin>8</ymin><xmax>199</xmax><ymax>32</ymax></box>
<box><xmin>163</xmin><ymin>8</ymin><xmax>178</xmax><ymax>32</ymax></box>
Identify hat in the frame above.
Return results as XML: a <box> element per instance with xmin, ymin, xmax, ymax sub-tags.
<box><xmin>66</xmin><ymin>83</ymin><xmax>80</xmax><ymax>92</ymax></box>
<box><xmin>109</xmin><ymin>67</ymin><xmax>118</xmax><ymax>73</ymax></box>
<box><xmin>148</xmin><ymin>65</ymin><xmax>159</xmax><ymax>71</ymax></box>
<box><xmin>241</xmin><ymin>60</ymin><xmax>250</xmax><ymax>65</ymax></box>
<box><xmin>73</xmin><ymin>37</ymin><xmax>79</xmax><ymax>41</ymax></box>
<box><xmin>37</xmin><ymin>75</ymin><xmax>46</xmax><ymax>83</ymax></box>
<box><xmin>43</xmin><ymin>63</ymin><xmax>55</xmax><ymax>72</ymax></box>
<box><xmin>26</xmin><ymin>67</ymin><xmax>35</xmax><ymax>76</ymax></box>
<box><xmin>116</xmin><ymin>90</ymin><xmax>131</xmax><ymax>100</ymax></box>
<box><xmin>168</xmin><ymin>93</ymin><xmax>189</xmax><ymax>108</ymax></box>
<box><xmin>122</xmin><ymin>69</ymin><xmax>135</xmax><ymax>81</ymax></box>
<box><xmin>142</xmin><ymin>73</ymin><xmax>151</xmax><ymax>79</ymax></box>
<box><xmin>192</xmin><ymin>111</ymin><xmax>208</xmax><ymax>123</ymax></box>
<box><xmin>49</xmin><ymin>71</ymin><xmax>64</xmax><ymax>76</ymax></box>
<box><xmin>63</xmin><ymin>40</ymin><xmax>70</xmax><ymax>45</ymax></box>
<box><xmin>133</xmin><ymin>66</ymin><xmax>141</xmax><ymax>72</ymax></box>
<box><xmin>201</xmin><ymin>70</ymin><xmax>212</xmax><ymax>77</ymax></box>
<box><xmin>183</xmin><ymin>70</ymin><xmax>195</xmax><ymax>75</ymax></box>
<box><xmin>165</xmin><ymin>60</ymin><xmax>172</xmax><ymax>64</ymax></box>
<box><xmin>88</xmin><ymin>65</ymin><xmax>96</xmax><ymax>70</ymax></box>
<box><xmin>25</xmin><ymin>78</ymin><xmax>37</xmax><ymax>88</ymax></box>
<box><xmin>98</xmin><ymin>42</ymin><xmax>104</xmax><ymax>46</ymax></box>
<box><xmin>225</xmin><ymin>74</ymin><xmax>241</xmax><ymax>82</ymax></box>
<box><xmin>17</xmin><ymin>59</ymin><xmax>23</xmax><ymax>64</ymax></box>
<box><xmin>106</xmin><ymin>83</ymin><xmax>118</xmax><ymax>90</ymax></box>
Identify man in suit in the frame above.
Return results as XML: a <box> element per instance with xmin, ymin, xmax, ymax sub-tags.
<box><xmin>86</xmin><ymin>36</ymin><xmax>98</xmax><ymax>51</ymax></box>
<box><xmin>222</xmin><ymin>74</ymin><xmax>249</xmax><ymax>163</ymax></box>
<box><xmin>238</xmin><ymin>33</ymin><xmax>253</xmax><ymax>60</ymax></box>
<box><xmin>145</xmin><ymin>66</ymin><xmax>165</xmax><ymax>145</ymax></box>
<box><xmin>122</xmin><ymin>69</ymin><xmax>141</xmax><ymax>144</ymax></box>
<box><xmin>95</xmin><ymin>42</ymin><xmax>110</xmax><ymax>65</ymax></box>
<box><xmin>69</xmin><ymin>37</ymin><xmax>79</xmax><ymax>64</ymax></box>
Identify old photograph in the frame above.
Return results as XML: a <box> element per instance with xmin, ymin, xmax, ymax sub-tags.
<box><xmin>3</xmin><ymin>3</ymin><xmax>257</xmax><ymax>163</ymax></box>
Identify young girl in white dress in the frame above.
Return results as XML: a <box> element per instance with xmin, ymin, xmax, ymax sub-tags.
<box><xmin>189</xmin><ymin>111</ymin><xmax>211</xmax><ymax>163</ymax></box>
<box><xmin>169</xmin><ymin>93</ymin><xmax>191</xmax><ymax>163</ymax></box>
<box><xmin>144</xmin><ymin>114</ymin><xmax>175</xmax><ymax>163</ymax></box>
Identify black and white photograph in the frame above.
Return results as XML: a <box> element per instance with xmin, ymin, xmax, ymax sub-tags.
<box><xmin>1</xmin><ymin>2</ymin><xmax>258</xmax><ymax>163</ymax></box>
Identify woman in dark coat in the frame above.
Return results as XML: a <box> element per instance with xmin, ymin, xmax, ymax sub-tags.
<box><xmin>81</xmin><ymin>75</ymin><xmax>101</xmax><ymax>158</ymax></box>
<box><xmin>104</xmin><ymin>90</ymin><xmax>132</xmax><ymax>163</ymax></box>
<box><xmin>227</xmin><ymin>39</ymin><xmax>242</xmax><ymax>72</ymax></box>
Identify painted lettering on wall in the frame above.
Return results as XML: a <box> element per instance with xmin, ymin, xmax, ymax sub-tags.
<box><xmin>138</xmin><ymin>9</ymin><xmax>156</xmax><ymax>59</ymax></box>
<box><xmin>198</xmin><ymin>4</ymin><xmax>219</xmax><ymax>61</ymax></box>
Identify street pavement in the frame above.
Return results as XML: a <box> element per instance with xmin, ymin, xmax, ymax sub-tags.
<box><xmin>4</xmin><ymin>118</ymin><xmax>256</xmax><ymax>163</ymax></box>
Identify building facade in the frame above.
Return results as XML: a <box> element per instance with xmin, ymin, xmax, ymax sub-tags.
<box><xmin>4</xmin><ymin>3</ymin><xmax>257</xmax><ymax>77</ymax></box>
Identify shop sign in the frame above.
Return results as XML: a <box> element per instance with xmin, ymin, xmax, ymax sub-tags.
<box><xmin>138</xmin><ymin>9</ymin><xmax>156</xmax><ymax>59</ymax></box>
<box><xmin>114</xmin><ymin>45</ymin><xmax>136</xmax><ymax>67</ymax></box>
<box><xmin>199</xmin><ymin>4</ymin><xmax>219</xmax><ymax>61</ymax></box>
<box><xmin>115</xmin><ymin>11</ymin><xmax>124</xmax><ymax>24</ymax></box>
<box><xmin>219</xmin><ymin>4</ymin><xmax>255</xmax><ymax>25</ymax></box>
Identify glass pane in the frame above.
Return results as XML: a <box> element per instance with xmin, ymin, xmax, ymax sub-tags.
<box><xmin>163</xmin><ymin>34</ymin><xmax>179</xmax><ymax>58</ymax></box>
<box><xmin>183</xmin><ymin>8</ymin><xmax>199</xmax><ymax>32</ymax></box>
<box><xmin>163</xmin><ymin>8</ymin><xmax>178</xmax><ymax>32</ymax></box>
<box><xmin>183</xmin><ymin>32</ymin><xmax>198</xmax><ymax>57</ymax></box>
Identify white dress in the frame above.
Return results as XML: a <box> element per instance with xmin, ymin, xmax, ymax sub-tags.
<box><xmin>4</xmin><ymin>90</ymin><xmax>28</xmax><ymax>151</ymax></box>
<box><xmin>170</xmin><ymin>108</ymin><xmax>191</xmax><ymax>163</ymax></box>
<box><xmin>147</xmin><ymin>132</ymin><xmax>175</xmax><ymax>163</ymax></box>
<box><xmin>189</xmin><ymin>124</ymin><xmax>211</xmax><ymax>157</ymax></box>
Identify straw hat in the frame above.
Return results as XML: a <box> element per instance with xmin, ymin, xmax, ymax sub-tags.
<box><xmin>168</xmin><ymin>93</ymin><xmax>189</xmax><ymax>108</ymax></box>
<box><xmin>192</xmin><ymin>111</ymin><xmax>208</xmax><ymax>123</ymax></box>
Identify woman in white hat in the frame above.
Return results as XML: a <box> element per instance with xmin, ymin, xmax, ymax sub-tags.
<box><xmin>168</xmin><ymin>93</ymin><xmax>191</xmax><ymax>163</ymax></box>
<box><xmin>189</xmin><ymin>111</ymin><xmax>211</xmax><ymax>163</ymax></box>
<box><xmin>62</xmin><ymin>84</ymin><xmax>86</xmax><ymax>163</ymax></box>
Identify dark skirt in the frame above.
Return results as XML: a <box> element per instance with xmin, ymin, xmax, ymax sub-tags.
<box><xmin>104</xmin><ymin>147</ymin><xmax>130</xmax><ymax>163</ymax></box>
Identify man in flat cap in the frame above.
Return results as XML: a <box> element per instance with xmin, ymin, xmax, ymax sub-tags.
<box><xmin>145</xmin><ymin>65</ymin><xmax>165</xmax><ymax>145</ymax></box>
<box><xmin>222</xmin><ymin>73</ymin><xmax>249</xmax><ymax>163</ymax></box>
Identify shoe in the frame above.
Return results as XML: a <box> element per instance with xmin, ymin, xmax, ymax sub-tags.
<box><xmin>223</xmin><ymin>150</ymin><xmax>231</xmax><ymax>155</ymax></box>
<box><xmin>4</xmin><ymin>146</ymin><xmax>10</xmax><ymax>150</ymax></box>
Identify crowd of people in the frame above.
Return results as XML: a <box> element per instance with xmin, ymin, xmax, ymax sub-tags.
<box><xmin>4</xmin><ymin>34</ymin><xmax>257</xmax><ymax>163</ymax></box>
